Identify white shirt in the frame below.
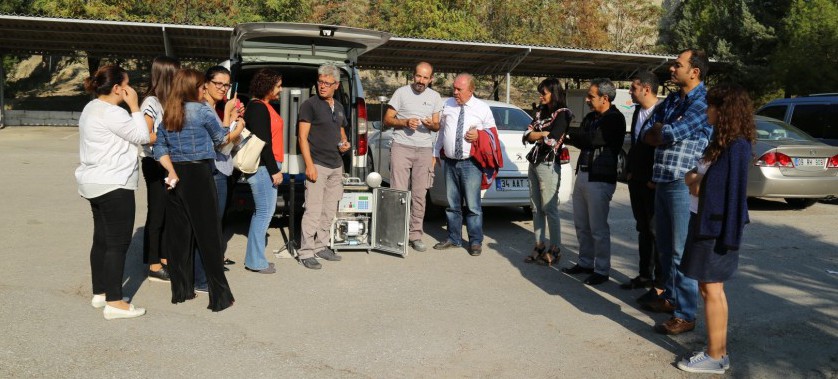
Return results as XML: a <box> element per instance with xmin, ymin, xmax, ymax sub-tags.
<box><xmin>433</xmin><ymin>96</ymin><xmax>496</xmax><ymax>159</ymax></box>
<box><xmin>633</xmin><ymin>104</ymin><xmax>656</xmax><ymax>142</ymax></box>
<box><xmin>75</xmin><ymin>99</ymin><xmax>150</xmax><ymax>198</ymax></box>
<box><xmin>139</xmin><ymin>96</ymin><xmax>162</xmax><ymax>158</ymax></box>
<box><xmin>689</xmin><ymin>160</ymin><xmax>711</xmax><ymax>213</ymax></box>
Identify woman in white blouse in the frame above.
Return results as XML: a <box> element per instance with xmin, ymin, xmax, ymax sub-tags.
<box><xmin>75</xmin><ymin>65</ymin><xmax>154</xmax><ymax>320</ymax></box>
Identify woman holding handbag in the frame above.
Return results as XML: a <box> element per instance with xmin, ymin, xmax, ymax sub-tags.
<box><xmin>241</xmin><ymin>68</ymin><xmax>284</xmax><ymax>274</ymax></box>
<box><xmin>522</xmin><ymin>78</ymin><xmax>571</xmax><ymax>266</ymax></box>
<box><xmin>154</xmin><ymin>68</ymin><xmax>243</xmax><ymax>311</ymax></box>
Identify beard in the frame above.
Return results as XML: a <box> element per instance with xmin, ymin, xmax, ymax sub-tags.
<box><xmin>411</xmin><ymin>82</ymin><xmax>427</xmax><ymax>93</ymax></box>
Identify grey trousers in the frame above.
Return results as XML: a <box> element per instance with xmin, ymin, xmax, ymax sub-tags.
<box><xmin>572</xmin><ymin>171</ymin><xmax>616</xmax><ymax>276</ymax></box>
<box><xmin>299</xmin><ymin>164</ymin><xmax>344</xmax><ymax>259</ymax></box>
<box><xmin>390</xmin><ymin>142</ymin><xmax>434</xmax><ymax>241</ymax></box>
<box><xmin>528</xmin><ymin>162</ymin><xmax>562</xmax><ymax>247</ymax></box>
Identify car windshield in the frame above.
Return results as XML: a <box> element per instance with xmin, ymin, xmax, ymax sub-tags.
<box><xmin>490</xmin><ymin>106</ymin><xmax>532</xmax><ymax>131</ymax></box>
<box><xmin>755</xmin><ymin>117</ymin><xmax>816</xmax><ymax>142</ymax></box>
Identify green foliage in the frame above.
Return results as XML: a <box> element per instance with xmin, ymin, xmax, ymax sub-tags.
<box><xmin>772</xmin><ymin>0</ymin><xmax>838</xmax><ymax>96</ymax></box>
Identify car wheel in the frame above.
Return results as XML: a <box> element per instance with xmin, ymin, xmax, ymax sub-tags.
<box><xmin>616</xmin><ymin>149</ymin><xmax>628</xmax><ymax>182</ymax></box>
<box><xmin>784</xmin><ymin>198</ymin><xmax>818</xmax><ymax>209</ymax></box>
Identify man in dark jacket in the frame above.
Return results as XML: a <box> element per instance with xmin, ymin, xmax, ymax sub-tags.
<box><xmin>561</xmin><ymin>78</ymin><xmax>626</xmax><ymax>285</ymax></box>
<box><xmin>622</xmin><ymin>72</ymin><xmax>662</xmax><ymax>296</ymax></box>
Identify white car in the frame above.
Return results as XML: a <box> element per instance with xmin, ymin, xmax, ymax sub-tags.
<box><xmin>368</xmin><ymin>100</ymin><xmax>573</xmax><ymax>212</ymax></box>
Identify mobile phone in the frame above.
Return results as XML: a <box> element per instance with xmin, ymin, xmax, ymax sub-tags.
<box><xmin>228</xmin><ymin>82</ymin><xmax>238</xmax><ymax>99</ymax></box>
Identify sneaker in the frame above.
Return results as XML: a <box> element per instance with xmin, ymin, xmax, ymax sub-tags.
<box><xmin>654</xmin><ymin>316</ymin><xmax>696</xmax><ymax>335</ymax></box>
<box><xmin>91</xmin><ymin>294</ymin><xmax>106</xmax><ymax>309</ymax></box>
<box><xmin>677</xmin><ymin>351</ymin><xmax>726</xmax><ymax>374</ymax></box>
<box><xmin>315</xmin><ymin>248</ymin><xmax>342</xmax><ymax>261</ymax></box>
<box><xmin>103</xmin><ymin>304</ymin><xmax>146</xmax><ymax>320</ymax></box>
<box><xmin>300</xmin><ymin>257</ymin><xmax>322</xmax><ymax>270</ymax></box>
<box><xmin>194</xmin><ymin>285</ymin><xmax>208</xmax><ymax>294</ymax></box>
<box><xmin>690</xmin><ymin>349</ymin><xmax>730</xmax><ymax>370</ymax></box>
<box><xmin>245</xmin><ymin>262</ymin><xmax>276</xmax><ymax>274</ymax></box>
<box><xmin>148</xmin><ymin>267</ymin><xmax>171</xmax><ymax>282</ymax></box>
<box><xmin>409</xmin><ymin>240</ymin><xmax>427</xmax><ymax>252</ymax></box>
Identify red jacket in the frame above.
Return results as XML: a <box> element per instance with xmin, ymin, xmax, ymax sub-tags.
<box><xmin>470</xmin><ymin>127</ymin><xmax>503</xmax><ymax>189</ymax></box>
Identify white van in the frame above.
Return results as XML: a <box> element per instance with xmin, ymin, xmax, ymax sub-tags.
<box><xmin>225</xmin><ymin>23</ymin><xmax>391</xmax><ymax>214</ymax></box>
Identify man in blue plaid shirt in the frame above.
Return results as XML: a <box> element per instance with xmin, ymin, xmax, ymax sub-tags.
<box><xmin>640</xmin><ymin>48</ymin><xmax>712</xmax><ymax>336</ymax></box>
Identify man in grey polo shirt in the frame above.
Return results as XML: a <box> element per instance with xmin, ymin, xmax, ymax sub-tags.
<box><xmin>383</xmin><ymin>62</ymin><xmax>443</xmax><ymax>252</ymax></box>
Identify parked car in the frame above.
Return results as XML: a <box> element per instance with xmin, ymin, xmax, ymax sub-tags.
<box><xmin>224</xmin><ymin>23</ymin><xmax>391</xmax><ymax>214</ymax></box>
<box><xmin>748</xmin><ymin>116</ymin><xmax>838</xmax><ymax>209</ymax></box>
<box><xmin>368</xmin><ymin>100</ymin><xmax>574</xmax><ymax>213</ymax></box>
<box><xmin>756</xmin><ymin>93</ymin><xmax>838</xmax><ymax>146</ymax></box>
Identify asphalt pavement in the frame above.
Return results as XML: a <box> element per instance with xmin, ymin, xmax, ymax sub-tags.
<box><xmin>0</xmin><ymin>127</ymin><xmax>836</xmax><ymax>378</ymax></box>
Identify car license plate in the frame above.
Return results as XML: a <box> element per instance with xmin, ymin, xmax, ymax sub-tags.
<box><xmin>496</xmin><ymin>178</ymin><xmax>529</xmax><ymax>191</ymax></box>
<box><xmin>794</xmin><ymin>158</ymin><xmax>825</xmax><ymax>167</ymax></box>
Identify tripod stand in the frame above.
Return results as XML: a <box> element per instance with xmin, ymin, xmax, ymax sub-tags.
<box><xmin>275</xmin><ymin>174</ymin><xmax>300</xmax><ymax>258</ymax></box>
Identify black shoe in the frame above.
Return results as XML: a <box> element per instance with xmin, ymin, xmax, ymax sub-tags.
<box><xmin>469</xmin><ymin>245</ymin><xmax>482</xmax><ymax>256</ymax></box>
<box><xmin>315</xmin><ymin>248</ymin><xmax>342</xmax><ymax>261</ymax></box>
<box><xmin>620</xmin><ymin>276</ymin><xmax>653</xmax><ymax>290</ymax></box>
<box><xmin>636</xmin><ymin>288</ymin><xmax>661</xmax><ymax>305</ymax></box>
<box><xmin>433</xmin><ymin>241</ymin><xmax>460</xmax><ymax>250</ymax></box>
<box><xmin>223</xmin><ymin>266</ymin><xmax>230</xmax><ymax>272</ymax></box>
<box><xmin>148</xmin><ymin>267</ymin><xmax>171</xmax><ymax>282</ymax></box>
<box><xmin>561</xmin><ymin>264</ymin><xmax>594</xmax><ymax>275</ymax></box>
<box><xmin>300</xmin><ymin>257</ymin><xmax>322</xmax><ymax>270</ymax></box>
<box><xmin>584</xmin><ymin>273</ymin><xmax>609</xmax><ymax>286</ymax></box>
<box><xmin>194</xmin><ymin>285</ymin><xmax>208</xmax><ymax>294</ymax></box>
<box><xmin>223</xmin><ymin>258</ymin><xmax>236</xmax><ymax>265</ymax></box>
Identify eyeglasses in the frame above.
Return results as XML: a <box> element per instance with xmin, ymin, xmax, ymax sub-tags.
<box><xmin>317</xmin><ymin>80</ymin><xmax>337</xmax><ymax>87</ymax></box>
<box><xmin>210</xmin><ymin>80</ymin><xmax>231</xmax><ymax>90</ymax></box>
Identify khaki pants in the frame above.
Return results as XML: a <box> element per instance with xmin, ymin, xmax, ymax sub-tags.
<box><xmin>390</xmin><ymin>142</ymin><xmax>434</xmax><ymax>241</ymax></box>
<box><xmin>299</xmin><ymin>164</ymin><xmax>344</xmax><ymax>259</ymax></box>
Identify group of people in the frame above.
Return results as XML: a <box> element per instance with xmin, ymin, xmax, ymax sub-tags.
<box><xmin>77</xmin><ymin>49</ymin><xmax>753</xmax><ymax>374</ymax></box>
<box><xmin>76</xmin><ymin>56</ymin><xmax>352</xmax><ymax>319</ymax></box>
<box><xmin>387</xmin><ymin>53</ymin><xmax>753</xmax><ymax>374</ymax></box>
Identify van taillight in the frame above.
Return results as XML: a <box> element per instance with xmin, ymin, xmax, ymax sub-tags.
<box><xmin>755</xmin><ymin>151</ymin><xmax>794</xmax><ymax>167</ymax></box>
<box><xmin>356</xmin><ymin>98</ymin><xmax>367</xmax><ymax>155</ymax></box>
<box><xmin>828</xmin><ymin>154</ymin><xmax>838</xmax><ymax>168</ymax></box>
<box><xmin>560</xmin><ymin>147</ymin><xmax>570</xmax><ymax>164</ymax></box>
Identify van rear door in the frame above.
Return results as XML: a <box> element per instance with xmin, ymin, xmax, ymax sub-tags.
<box><xmin>230</xmin><ymin>23</ymin><xmax>390</xmax><ymax>65</ymax></box>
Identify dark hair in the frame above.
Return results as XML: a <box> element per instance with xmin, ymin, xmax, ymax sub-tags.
<box><xmin>680</xmin><ymin>48</ymin><xmax>710</xmax><ymax>80</ymax></box>
<box><xmin>163</xmin><ymin>68</ymin><xmax>205</xmax><ymax>132</ymax></box>
<box><xmin>631</xmin><ymin>71</ymin><xmax>659</xmax><ymax>95</ymax></box>
<box><xmin>83</xmin><ymin>65</ymin><xmax>127</xmax><ymax>96</ymax></box>
<box><xmin>144</xmin><ymin>56</ymin><xmax>180</xmax><ymax>104</ymax></box>
<box><xmin>536</xmin><ymin>78</ymin><xmax>567</xmax><ymax>113</ymax></box>
<box><xmin>205</xmin><ymin>65</ymin><xmax>230</xmax><ymax>82</ymax></box>
<box><xmin>249</xmin><ymin>68</ymin><xmax>283</xmax><ymax>100</ymax></box>
<box><xmin>703</xmin><ymin>83</ymin><xmax>756</xmax><ymax>163</ymax></box>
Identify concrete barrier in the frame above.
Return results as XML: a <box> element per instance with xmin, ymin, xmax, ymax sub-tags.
<box><xmin>2</xmin><ymin>110</ymin><xmax>80</xmax><ymax>126</ymax></box>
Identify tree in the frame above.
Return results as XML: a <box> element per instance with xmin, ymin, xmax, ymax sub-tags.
<box><xmin>605</xmin><ymin>0</ymin><xmax>662</xmax><ymax>52</ymax></box>
<box><xmin>772</xmin><ymin>0</ymin><xmax>838</xmax><ymax>96</ymax></box>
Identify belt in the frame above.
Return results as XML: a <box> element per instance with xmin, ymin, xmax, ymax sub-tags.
<box><xmin>173</xmin><ymin>159</ymin><xmax>211</xmax><ymax>165</ymax></box>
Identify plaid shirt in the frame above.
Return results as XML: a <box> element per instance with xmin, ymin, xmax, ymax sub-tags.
<box><xmin>644</xmin><ymin>82</ymin><xmax>713</xmax><ymax>182</ymax></box>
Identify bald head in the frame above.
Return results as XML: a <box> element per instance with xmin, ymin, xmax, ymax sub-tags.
<box><xmin>411</xmin><ymin>61</ymin><xmax>434</xmax><ymax>93</ymax></box>
<box><xmin>453</xmin><ymin>73</ymin><xmax>475</xmax><ymax>105</ymax></box>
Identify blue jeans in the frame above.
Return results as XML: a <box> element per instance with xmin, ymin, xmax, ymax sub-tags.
<box><xmin>572</xmin><ymin>171</ymin><xmax>616</xmax><ymax>276</ymax></box>
<box><xmin>194</xmin><ymin>170</ymin><xmax>229</xmax><ymax>289</ymax></box>
<box><xmin>655</xmin><ymin>179</ymin><xmax>698</xmax><ymax>321</ymax></box>
<box><xmin>244</xmin><ymin>163</ymin><xmax>280</xmax><ymax>270</ymax></box>
<box><xmin>443</xmin><ymin>157</ymin><xmax>483</xmax><ymax>246</ymax></box>
<box><xmin>528</xmin><ymin>162</ymin><xmax>562</xmax><ymax>248</ymax></box>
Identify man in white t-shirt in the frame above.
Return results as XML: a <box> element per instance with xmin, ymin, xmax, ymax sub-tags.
<box><xmin>383</xmin><ymin>62</ymin><xmax>443</xmax><ymax>252</ymax></box>
<box><xmin>432</xmin><ymin>73</ymin><xmax>496</xmax><ymax>256</ymax></box>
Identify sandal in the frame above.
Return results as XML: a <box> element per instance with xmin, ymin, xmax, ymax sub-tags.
<box><xmin>524</xmin><ymin>245</ymin><xmax>546</xmax><ymax>264</ymax></box>
<box><xmin>537</xmin><ymin>247</ymin><xmax>561</xmax><ymax>267</ymax></box>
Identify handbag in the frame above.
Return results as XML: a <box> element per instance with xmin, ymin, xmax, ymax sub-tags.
<box><xmin>232</xmin><ymin>128</ymin><xmax>265</xmax><ymax>174</ymax></box>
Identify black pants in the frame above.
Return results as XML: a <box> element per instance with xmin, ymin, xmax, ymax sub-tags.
<box><xmin>141</xmin><ymin>157</ymin><xmax>166</xmax><ymax>265</ymax></box>
<box><xmin>164</xmin><ymin>160</ymin><xmax>234</xmax><ymax>311</ymax></box>
<box><xmin>87</xmin><ymin>188</ymin><xmax>135</xmax><ymax>302</ymax></box>
<box><xmin>628</xmin><ymin>180</ymin><xmax>661</xmax><ymax>286</ymax></box>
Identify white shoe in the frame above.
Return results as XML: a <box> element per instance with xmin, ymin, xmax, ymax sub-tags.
<box><xmin>91</xmin><ymin>294</ymin><xmax>106</xmax><ymax>309</ymax></box>
<box><xmin>103</xmin><ymin>304</ymin><xmax>146</xmax><ymax>320</ymax></box>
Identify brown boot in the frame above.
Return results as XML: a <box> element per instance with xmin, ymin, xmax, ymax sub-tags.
<box><xmin>654</xmin><ymin>317</ymin><xmax>695</xmax><ymax>335</ymax></box>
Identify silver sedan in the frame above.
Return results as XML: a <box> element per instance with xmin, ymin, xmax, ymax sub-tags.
<box><xmin>748</xmin><ymin>116</ymin><xmax>838</xmax><ymax>209</ymax></box>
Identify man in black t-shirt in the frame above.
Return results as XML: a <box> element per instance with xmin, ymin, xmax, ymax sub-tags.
<box><xmin>297</xmin><ymin>64</ymin><xmax>350</xmax><ymax>270</ymax></box>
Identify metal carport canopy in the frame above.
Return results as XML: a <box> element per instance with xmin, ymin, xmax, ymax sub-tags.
<box><xmin>0</xmin><ymin>14</ymin><xmax>687</xmax><ymax>79</ymax></box>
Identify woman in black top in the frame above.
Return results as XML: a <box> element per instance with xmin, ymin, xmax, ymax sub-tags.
<box><xmin>241</xmin><ymin>68</ymin><xmax>284</xmax><ymax>274</ymax></box>
<box><xmin>522</xmin><ymin>78</ymin><xmax>571</xmax><ymax>266</ymax></box>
